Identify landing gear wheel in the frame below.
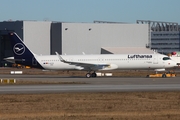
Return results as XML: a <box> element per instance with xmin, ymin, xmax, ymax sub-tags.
<box><xmin>146</xmin><ymin>75</ymin><xmax>150</xmax><ymax>78</ymax></box>
<box><xmin>86</xmin><ymin>73</ymin><xmax>91</xmax><ymax>78</ymax></box>
<box><xmin>162</xmin><ymin>74</ymin><xmax>166</xmax><ymax>78</ymax></box>
<box><xmin>91</xmin><ymin>73</ymin><xmax>97</xmax><ymax>77</ymax></box>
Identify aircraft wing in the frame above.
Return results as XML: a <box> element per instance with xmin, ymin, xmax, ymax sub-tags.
<box><xmin>55</xmin><ymin>52</ymin><xmax>109</xmax><ymax>70</ymax></box>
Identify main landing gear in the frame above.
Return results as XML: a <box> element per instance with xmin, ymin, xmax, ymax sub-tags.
<box><xmin>86</xmin><ymin>72</ymin><xmax>97</xmax><ymax>78</ymax></box>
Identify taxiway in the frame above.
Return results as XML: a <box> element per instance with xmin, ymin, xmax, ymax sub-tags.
<box><xmin>0</xmin><ymin>75</ymin><xmax>180</xmax><ymax>94</ymax></box>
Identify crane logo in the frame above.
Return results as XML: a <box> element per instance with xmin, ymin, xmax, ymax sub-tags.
<box><xmin>13</xmin><ymin>43</ymin><xmax>25</xmax><ymax>55</ymax></box>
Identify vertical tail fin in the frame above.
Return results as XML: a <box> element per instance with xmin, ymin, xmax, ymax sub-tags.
<box><xmin>9</xmin><ymin>32</ymin><xmax>42</xmax><ymax>68</ymax></box>
<box><xmin>9</xmin><ymin>32</ymin><xmax>34</xmax><ymax>58</ymax></box>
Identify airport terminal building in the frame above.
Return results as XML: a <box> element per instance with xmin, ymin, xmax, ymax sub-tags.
<box><xmin>0</xmin><ymin>20</ymin><xmax>149</xmax><ymax>67</ymax></box>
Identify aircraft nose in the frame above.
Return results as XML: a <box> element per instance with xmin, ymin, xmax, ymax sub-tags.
<box><xmin>166</xmin><ymin>61</ymin><xmax>176</xmax><ymax>68</ymax></box>
<box><xmin>170</xmin><ymin>60</ymin><xmax>178</xmax><ymax>67</ymax></box>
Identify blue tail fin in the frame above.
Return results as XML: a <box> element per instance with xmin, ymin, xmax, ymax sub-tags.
<box><xmin>9</xmin><ymin>32</ymin><xmax>43</xmax><ymax>68</ymax></box>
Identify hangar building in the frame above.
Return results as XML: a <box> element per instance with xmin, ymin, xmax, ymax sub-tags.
<box><xmin>0</xmin><ymin>20</ymin><xmax>149</xmax><ymax>67</ymax></box>
<box><xmin>137</xmin><ymin>20</ymin><xmax>180</xmax><ymax>54</ymax></box>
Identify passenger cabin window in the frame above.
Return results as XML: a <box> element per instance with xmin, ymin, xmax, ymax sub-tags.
<box><xmin>163</xmin><ymin>57</ymin><xmax>171</xmax><ymax>60</ymax></box>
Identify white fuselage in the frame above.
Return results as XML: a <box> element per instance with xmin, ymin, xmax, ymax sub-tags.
<box><xmin>34</xmin><ymin>54</ymin><xmax>176</xmax><ymax>71</ymax></box>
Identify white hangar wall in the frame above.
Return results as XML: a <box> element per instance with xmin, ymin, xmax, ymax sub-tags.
<box><xmin>0</xmin><ymin>21</ymin><xmax>149</xmax><ymax>56</ymax></box>
<box><xmin>62</xmin><ymin>23</ymin><xmax>149</xmax><ymax>54</ymax></box>
<box><xmin>23</xmin><ymin>21</ymin><xmax>51</xmax><ymax>55</ymax></box>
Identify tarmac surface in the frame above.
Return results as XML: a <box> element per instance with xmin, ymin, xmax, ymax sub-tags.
<box><xmin>0</xmin><ymin>74</ymin><xmax>180</xmax><ymax>94</ymax></box>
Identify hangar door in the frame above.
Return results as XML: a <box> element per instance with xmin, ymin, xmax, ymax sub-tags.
<box><xmin>0</xmin><ymin>30</ymin><xmax>14</xmax><ymax>67</ymax></box>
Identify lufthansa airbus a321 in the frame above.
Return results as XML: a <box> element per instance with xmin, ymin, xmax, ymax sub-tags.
<box><xmin>7</xmin><ymin>32</ymin><xmax>177</xmax><ymax>78</ymax></box>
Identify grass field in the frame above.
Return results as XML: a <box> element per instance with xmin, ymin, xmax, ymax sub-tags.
<box><xmin>0</xmin><ymin>68</ymin><xmax>180</xmax><ymax>119</ymax></box>
<box><xmin>0</xmin><ymin>92</ymin><xmax>180</xmax><ymax>120</ymax></box>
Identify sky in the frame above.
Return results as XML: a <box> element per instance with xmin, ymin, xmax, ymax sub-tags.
<box><xmin>0</xmin><ymin>0</ymin><xmax>180</xmax><ymax>23</ymax></box>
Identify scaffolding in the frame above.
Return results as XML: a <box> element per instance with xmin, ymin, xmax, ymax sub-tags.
<box><xmin>137</xmin><ymin>20</ymin><xmax>179</xmax><ymax>31</ymax></box>
<box><xmin>137</xmin><ymin>20</ymin><xmax>180</xmax><ymax>54</ymax></box>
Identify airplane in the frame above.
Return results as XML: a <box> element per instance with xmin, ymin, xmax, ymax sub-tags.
<box><xmin>7</xmin><ymin>32</ymin><xmax>177</xmax><ymax>78</ymax></box>
<box><xmin>169</xmin><ymin>51</ymin><xmax>180</xmax><ymax>66</ymax></box>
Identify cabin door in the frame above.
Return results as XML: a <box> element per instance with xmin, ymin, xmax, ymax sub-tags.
<box><xmin>153</xmin><ymin>55</ymin><xmax>158</xmax><ymax>64</ymax></box>
<box><xmin>99</xmin><ymin>58</ymin><xmax>104</xmax><ymax>63</ymax></box>
<box><xmin>69</xmin><ymin>58</ymin><xmax>73</xmax><ymax>62</ymax></box>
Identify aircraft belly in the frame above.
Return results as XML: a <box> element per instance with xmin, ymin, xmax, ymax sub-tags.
<box><xmin>117</xmin><ymin>60</ymin><xmax>163</xmax><ymax>70</ymax></box>
<box><xmin>41</xmin><ymin>62</ymin><xmax>76</xmax><ymax>70</ymax></box>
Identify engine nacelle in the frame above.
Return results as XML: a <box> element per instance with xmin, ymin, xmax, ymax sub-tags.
<box><xmin>102</xmin><ymin>64</ymin><xmax>118</xmax><ymax>70</ymax></box>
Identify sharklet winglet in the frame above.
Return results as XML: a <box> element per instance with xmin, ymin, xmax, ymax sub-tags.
<box><xmin>55</xmin><ymin>52</ymin><xmax>66</xmax><ymax>62</ymax></box>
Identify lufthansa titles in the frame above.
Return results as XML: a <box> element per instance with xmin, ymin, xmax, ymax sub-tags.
<box><xmin>128</xmin><ymin>54</ymin><xmax>152</xmax><ymax>59</ymax></box>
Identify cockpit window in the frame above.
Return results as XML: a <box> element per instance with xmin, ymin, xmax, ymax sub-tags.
<box><xmin>163</xmin><ymin>57</ymin><xmax>171</xmax><ymax>60</ymax></box>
